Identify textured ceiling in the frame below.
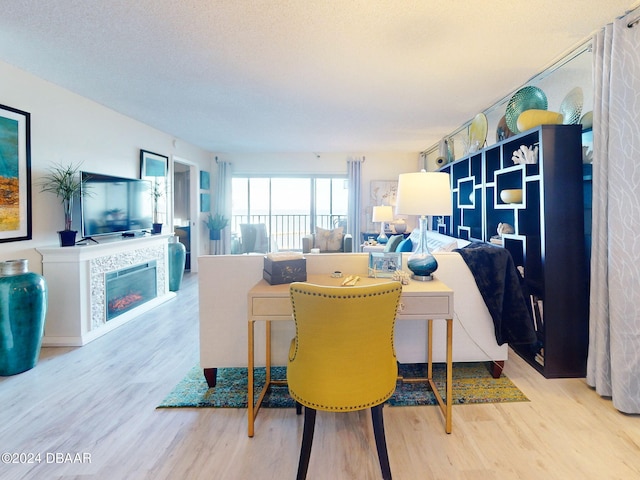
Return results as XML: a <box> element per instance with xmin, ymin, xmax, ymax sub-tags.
<box><xmin>0</xmin><ymin>1</ymin><xmax>637</xmax><ymax>154</ymax></box>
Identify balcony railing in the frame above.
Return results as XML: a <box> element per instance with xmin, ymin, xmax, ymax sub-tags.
<box><xmin>231</xmin><ymin>214</ymin><xmax>347</xmax><ymax>251</ymax></box>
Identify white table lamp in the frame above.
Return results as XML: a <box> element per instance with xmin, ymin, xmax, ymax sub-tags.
<box><xmin>395</xmin><ymin>171</ymin><xmax>452</xmax><ymax>280</ymax></box>
<box><xmin>372</xmin><ymin>205</ymin><xmax>394</xmax><ymax>244</ymax></box>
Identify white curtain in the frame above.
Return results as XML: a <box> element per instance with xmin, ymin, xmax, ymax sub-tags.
<box><xmin>587</xmin><ymin>14</ymin><xmax>640</xmax><ymax>413</ymax></box>
<box><xmin>214</xmin><ymin>159</ymin><xmax>232</xmax><ymax>255</ymax></box>
<box><xmin>347</xmin><ymin>157</ymin><xmax>363</xmax><ymax>251</ymax></box>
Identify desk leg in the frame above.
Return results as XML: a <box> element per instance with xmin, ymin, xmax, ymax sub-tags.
<box><xmin>248</xmin><ymin>320</ymin><xmax>255</xmax><ymax>437</ymax></box>
<box><xmin>445</xmin><ymin>318</ymin><xmax>453</xmax><ymax>434</ymax></box>
<box><xmin>265</xmin><ymin>320</ymin><xmax>271</xmax><ymax>388</ymax></box>
<box><xmin>248</xmin><ymin>320</ymin><xmax>273</xmax><ymax>437</ymax></box>
<box><xmin>426</xmin><ymin>318</ymin><xmax>453</xmax><ymax>434</ymax></box>
<box><xmin>427</xmin><ymin>319</ymin><xmax>433</xmax><ymax>379</ymax></box>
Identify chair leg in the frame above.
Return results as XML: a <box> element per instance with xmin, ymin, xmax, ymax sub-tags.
<box><xmin>296</xmin><ymin>407</ymin><xmax>316</xmax><ymax>480</ymax></box>
<box><xmin>371</xmin><ymin>404</ymin><xmax>392</xmax><ymax>480</ymax></box>
<box><xmin>296</xmin><ymin>401</ymin><xmax>302</xmax><ymax>415</ymax></box>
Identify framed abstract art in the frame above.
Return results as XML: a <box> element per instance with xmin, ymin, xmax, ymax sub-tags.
<box><xmin>0</xmin><ymin>104</ymin><xmax>31</xmax><ymax>243</ymax></box>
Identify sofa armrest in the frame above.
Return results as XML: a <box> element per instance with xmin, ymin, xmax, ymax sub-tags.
<box><xmin>302</xmin><ymin>234</ymin><xmax>313</xmax><ymax>253</ymax></box>
<box><xmin>343</xmin><ymin>234</ymin><xmax>353</xmax><ymax>252</ymax></box>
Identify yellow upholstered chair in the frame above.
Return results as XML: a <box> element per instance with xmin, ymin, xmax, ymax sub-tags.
<box><xmin>288</xmin><ymin>281</ymin><xmax>402</xmax><ymax>480</ymax></box>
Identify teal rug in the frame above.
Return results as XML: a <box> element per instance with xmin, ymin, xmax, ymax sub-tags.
<box><xmin>158</xmin><ymin>363</ymin><xmax>528</xmax><ymax>408</ymax></box>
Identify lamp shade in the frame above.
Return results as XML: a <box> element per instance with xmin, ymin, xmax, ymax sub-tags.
<box><xmin>372</xmin><ymin>205</ymin><xmax>394</xmax><ymax>222</ymax></box>
<box><xmin>395</xmin><ymin>171</ymin><xmax>452</xmax><ymax>216</ymax></box>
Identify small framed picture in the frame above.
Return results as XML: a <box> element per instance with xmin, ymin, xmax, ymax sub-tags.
<box><xmin>368</xmin><ymin>252</ymin><xmax>402</xmax><ymax>278</ymax></box>
<box><xmin>200</xmin><ymin>170</ymin><xmax>210</xmax><ymax>190</ymax></box>
<box><xmin>200</xmin><ymin>193</ymin><xmax>210</xmax><ymax>212</ymax></box>
<box><xmin>140</xmin><ymin>149</ymin><xmax>168</xmax><ymax>178</ymax></box>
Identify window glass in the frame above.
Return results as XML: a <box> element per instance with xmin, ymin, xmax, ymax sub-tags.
<box><xmin>231</xmin><ymin>175</ymin><xmax>347</xmax><ymax>251</ymax></box>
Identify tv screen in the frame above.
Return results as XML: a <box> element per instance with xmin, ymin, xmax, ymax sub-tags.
<box><xmin>80</xmin><ymin>172</ymin><xmax>153</xmax><ymax>238</ymax></box>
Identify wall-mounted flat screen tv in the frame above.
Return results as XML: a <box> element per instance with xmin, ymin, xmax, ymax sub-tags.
<box><xmin>80</xmin><ymin>172</ymin><xmax>153</xmax><ymax>238</ymax></box>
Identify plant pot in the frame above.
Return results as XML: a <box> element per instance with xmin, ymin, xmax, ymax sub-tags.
<box><xmin>209</xmin><ymin>229</ymin><xmax>221</xmax><ymax>241</ymax></box>
<box><xmin>0</xmin><ymin>259</ymin><xmax>48</xmax><ymax>376</ymax></box>
<box><xmin>168</xmin><ymin>236</ymin><xmax>186</xmax><ymax>292</ymax></box>
<box><xmin>152</xmin><ymin>223</ymin><xmax>163</xmax><ymax>234</ymax></box>
<box><xmin>58</xmin><ymin>230</ymin><xmax>77</xmax><ymax>247</ymax></box>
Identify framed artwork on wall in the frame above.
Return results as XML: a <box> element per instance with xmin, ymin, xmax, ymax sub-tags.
<box><xmin>370</xmin><ymin>180</ymin><xmax>398</xmax><ymax>207</ymax></box>
<box><xmin>0</xmin><ymin>104</ymin><xmax>32</xmax><ymax>243</ymax></box>
<box><xmin>367</xmin><ymin>180</ymin><xmax>398</xmax><ymax>232</ymax></box>
<box><xmin>200</xmin><ymin>193</ymin><xmax>210</xmax><ymax>212</ymax></box>
<box><xmin>200</xmin><ymin>170</ymin><xmax>210</xmax><ymax>190</ymax></box>
<box><xmin>140</xmin><ymin>149</ymin><xmax>168</xmax><ymax>226</ymax></box>
<box><xmin>140</xmin><ymin>149</ymin><xmax>168</xmax><ymax>178</ymax></box>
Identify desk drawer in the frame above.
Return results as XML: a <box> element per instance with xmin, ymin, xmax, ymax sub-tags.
<box><xmin>252</xmin><ymin>297</ymin><xmax>293</xmax><ymax>316</ymax></box>
<box><xmin>399</xmin><ymin>295</ymin><xmax>451</xmax><ymax>317</ymax></box>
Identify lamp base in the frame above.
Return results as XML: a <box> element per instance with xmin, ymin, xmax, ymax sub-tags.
<box><xmin>377</xmin><ymin>232</ymin><xmax>388</xmax><ymax>244</ymax></box>
<box><xmin>406</xmin><ymin>250</ymin><xmax>438</xmax><ymax>281</ymax></box>
<box><xmin>410</xmin><ymin>273</ymin><xmax>434</xmax><ymax>282</ymax></box>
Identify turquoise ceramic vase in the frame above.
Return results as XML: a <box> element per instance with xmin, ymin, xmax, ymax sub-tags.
<box><xmin>0</xmin><ymin>259</ymin><xmax>48</xmax><ymax>376</ymax></box>
<box><xmin>168</xmin><ymin>236</ymin><xmax>186</xmax><ymax>292</ymax></box>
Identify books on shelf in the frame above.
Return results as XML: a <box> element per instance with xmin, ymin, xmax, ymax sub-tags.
<box><xmin>529</xmin><ymin>294</ymin><xmax>544</xmax><ymax>332</ymax></box>
<box><xmin>535</xmin><ymin>347</ymin><xmax>545</xmax><ymax>366</ymax></box>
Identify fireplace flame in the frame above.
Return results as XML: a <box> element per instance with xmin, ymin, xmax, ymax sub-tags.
<box><xmin>109</xmin><ymin>292</ymin><xmax>144</xmax><ymax>313</ymax></box>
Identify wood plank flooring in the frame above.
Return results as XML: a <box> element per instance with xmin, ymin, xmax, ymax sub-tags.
<box><xmin>1</xmin><ymin>272</ymin><xmax>639</xmax><ymax>479</ymax></box>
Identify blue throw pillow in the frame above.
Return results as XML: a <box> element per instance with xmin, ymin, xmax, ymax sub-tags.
<box><xmin>384</xmin><ymin>235</ymin><xmax>403</xmax><ymax>253</ymax></box>
<box><xmin>396</xmin><ymin>238</ymin><xmax>413</xmax><ymax>252</ymax></box>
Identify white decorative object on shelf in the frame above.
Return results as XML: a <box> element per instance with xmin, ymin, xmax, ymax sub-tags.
<box><xmin>497</xmin><ymin>222</ymin><xmax>515</xmax><ymax>237</ymax></box>
<box><xmin>512</xmin><ymin>145</ymin><xmax>539</xmax><ymax>164</ymax></box>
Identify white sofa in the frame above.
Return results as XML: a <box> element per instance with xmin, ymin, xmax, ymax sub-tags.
<box><xmin>198</xmin><ymin>232</ymin><xmax>508</xmax><ymax>386</ymax></box>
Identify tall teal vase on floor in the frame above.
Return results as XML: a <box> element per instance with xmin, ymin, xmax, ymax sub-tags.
<box><xmin>168</xmin><ymin>236</ymin><xmax>186</xmax><ymax>292</ymax></box>
<box><xmin>0</xmin><ymin>259</ymin><xmax>48</xmax><ymax>376</ymax></box>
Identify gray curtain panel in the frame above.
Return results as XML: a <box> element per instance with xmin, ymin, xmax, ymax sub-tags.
<box><xmin>587</xmin><ymin>13</ymin><xmax>640</xmax><ymax>414</ymax></box>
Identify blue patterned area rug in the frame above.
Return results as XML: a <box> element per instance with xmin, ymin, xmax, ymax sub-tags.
<box><xmin>157</xmin><ymin>363</ymin><xmax>528</xmax><ymax>408</ymax></box>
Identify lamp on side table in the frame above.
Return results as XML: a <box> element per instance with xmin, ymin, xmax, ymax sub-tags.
<box><xmin>395</xmin><ymin>171</ymin><xmax>452</xmax><ymax>281</ymax></box>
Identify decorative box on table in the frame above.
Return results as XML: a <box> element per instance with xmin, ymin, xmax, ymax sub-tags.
<box><xmin>263</xmin><ymin>252</ymin><xmax>307</xmax><ymax>285</ymax></box>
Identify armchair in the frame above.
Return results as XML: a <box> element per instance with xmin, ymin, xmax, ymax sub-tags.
<box><xmin>302</xmin><ymin>227</ymin><xmax>353</xmax><ymax>253</ymax></box>
<box><xmin>239</xmin><ymin>224</ymin><xmax>269</xmax><ymax>253</ymax></box>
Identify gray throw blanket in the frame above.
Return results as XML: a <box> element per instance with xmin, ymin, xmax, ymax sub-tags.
<box><xmin>454</xmin><ymin>242</ymin><xmax>537</xmax><ymax>346</ymax></box>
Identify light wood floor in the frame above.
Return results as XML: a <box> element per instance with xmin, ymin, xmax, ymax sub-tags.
<box><xmin>1</xmin><ymin>272</ymin><xmax>639</xmax><ymax>480</ymax></box>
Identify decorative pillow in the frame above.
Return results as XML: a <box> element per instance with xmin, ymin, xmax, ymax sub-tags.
<box><xmin>314</xmin><ymin>226</ymin><xmax>344</xmax><ymax>251</ymax></box>
<box><xmin>396</xmin><ymin>238</ymin><xmax>413</xmax><ymax>252</ymax></box>
<box><xmin>384</xmin><ymin>235</ymin><xmax>403</xmax><ymax>253</ymax></box>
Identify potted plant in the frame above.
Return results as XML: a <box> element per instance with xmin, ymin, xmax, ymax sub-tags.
<box><xmin>151</xmin><ymin>179</ymin><xmax>164</xmax><ymax>234</ymax></box>
<box><xmin>204</xmin><ymin>212</ymin><xmax>228</xmax><ymax>240</ymax></box>
<box><xmin>39</xmin><ymin>162</ymin><xmax>85</xmax><ymax>246</ymax></box>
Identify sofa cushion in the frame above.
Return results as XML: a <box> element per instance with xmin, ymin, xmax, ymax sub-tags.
<box><xmin>396</xmin><ymin>237</ymin><xmax>413</xmax><ymax>252</ymax></box>
<box><xmin>384</xmin><ymin>235</ymin><xmax>403</xmax><ymax>253</ymax></box>
<box><xmin>315</xmin><ymin>226</ymin><xmax>344</xmax><ymax>251</ymax></box>
<box><xmin>434</xmin><ymin>240</ymin><xmax>459</xmax><ymax>252</ymax></box>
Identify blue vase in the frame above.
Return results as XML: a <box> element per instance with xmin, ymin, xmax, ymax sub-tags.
<box><xmin>168</xmin><ymin>236</ymin><xmax>186</xmax><ymax>292</ymax></box>
<box><xmin>0</xmin><ymin>259</ymin><xmax>48</xmax><ymax>376</ymax></box>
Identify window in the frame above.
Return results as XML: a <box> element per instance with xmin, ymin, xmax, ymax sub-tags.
<box><xmin>231</xmin><ymin>176</ymin><xmax>348</xmax><ymax>251</ymax></box>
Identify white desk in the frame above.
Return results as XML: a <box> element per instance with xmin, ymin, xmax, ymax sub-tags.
<box><xmin>247</xmin><ymin>274</ymin><xmax>454</xmax><ymax>437</ymax></box>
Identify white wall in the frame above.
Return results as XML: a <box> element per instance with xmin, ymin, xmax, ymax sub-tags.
<box><xmin>218</xmin><ymin>151</ymin><xmax>422</xmax><ymax>235</ymax></box>
<box><xmin>0</xmin><ymin>60</ymin><xmax>214</xmax><ymax>273</ymax></box>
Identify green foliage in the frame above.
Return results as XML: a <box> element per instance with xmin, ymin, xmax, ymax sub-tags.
<box><xmin>39</xmin><ymin>162</ymin><xmax>83</xmax><ymax>202</ymax></box>
<box><xmin>39</xmin><ymin>162</ymin><xmax>86</xmax><ymax>231</ymax></box>
<box><xmin>205</xmin><ymin>212</ymin><xmax>229</xmax><ymax>230</ymax></box>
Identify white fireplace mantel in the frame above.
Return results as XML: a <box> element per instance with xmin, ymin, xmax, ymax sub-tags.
<box><xmin>37</xmin><ymin>234</ymin><xmax>176</xmax><ymax>346</ymax></box>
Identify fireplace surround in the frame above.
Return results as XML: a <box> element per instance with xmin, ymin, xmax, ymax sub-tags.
<box><xmin>37</xmin><ymin>234</ymin><xmax>175</xmax><ymax>346</ymax></box>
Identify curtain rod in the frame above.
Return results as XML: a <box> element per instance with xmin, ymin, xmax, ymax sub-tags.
<box><xmin>625</xmin><ymin>3</ymin><xmax>640</xmax><ymax>27</ymax></box>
